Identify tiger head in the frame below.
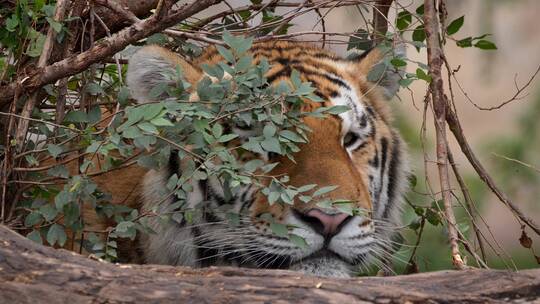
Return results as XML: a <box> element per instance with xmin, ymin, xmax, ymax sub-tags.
<box><xmin>126</xmin><ymin>41</ymin><xmax>409</xmax><ymax>277</ymax></box>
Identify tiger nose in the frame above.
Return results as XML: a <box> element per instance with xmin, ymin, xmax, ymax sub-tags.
<box><xmin>301</xmin><ymin>209</ymin><xmax>351</xmax><ymax>237</ymax></box>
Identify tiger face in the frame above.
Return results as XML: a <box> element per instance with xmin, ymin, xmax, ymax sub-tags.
<box><xmin>126</xmin><ymin>41</ymin><xmax>409</xmax><ymax>277</ymax></box>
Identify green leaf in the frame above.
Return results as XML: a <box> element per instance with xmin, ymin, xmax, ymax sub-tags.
<box><xmin>399</xmin><ymin>78</ymin><xmax>414</xmax><ymax>87</ymax></box>
<box><xmin>212</xmin><ymin>123</ymin><xmax>223</xmax><ymax>138</ymax></box>
<box><xmin>415</xmin><ymin>68</ymin><xmax>432</xmax><ymax>83</ymax></box>
<box><xmin>123</xmin><ymin>126</ymin><xmax>143</xmax><ymax>139</ymax></box>
<box><xmin>118</xmin><ymin>86</ymin><xmax>131</xmax><ymax>105</ymax></box>
<box><xmin>47</xmin><ymin>223</ymin><xmax>67</xmax><ymax>246</ymax></box>
<box><xmin>474</xmin><ymin>39</ymin><xmax>497</xmax><ymax>50</ymax></box>
<box><xmin>325</xmin><ymin>105</ymin><xmax>350</xmax><ymax>115</ymax></box>
<box><xmin>150</xmin><ymin>117</ymin><xmax>174</xmax><ymax>126</ymax></box>
<box><xmin>244</xmin><ymin>159</ymin><xmax>264</xmax><ymax>173</ymax></box>
<box><xmin>268</xmin><ymin>192</ymin><xmax>280</xmax><ymax>204</ymax></box>
<box><xmin>24</xmin><ymin>211</ymin><xmax>43</xmax><ymax>227</ymax></box>
<box><xmin>46</xmin><ymin>17</ymin><xmax>63</xmax><ymax>33</ymax></box>
<box><xmin>27</xmin><ymin>230</ymin><xmax>43</xmax><ymax>244</ymax></box>
<box><xmin>289</xmin><ymin>233</ymin><xmax>308</xmax><ymax>248</ymax></box>
<box><xmin>263</xmin><ymin>124</ymin><xmax>276</xmax><ymax>138</ymax></box>
<box><xmin>425</xmin><ymin>208</ymin><xmax>441</xmax><ymax>226</ymax></box>
<box><xmin>6</xmin><ymin>15</ymin><xmax>19</xmax><ymax>32</ymax></box>
<box><xmin>218</xmin><ymin>134</ymin><xmax>239</xmax><ymax>143</ymax></box>
<box><xmin>396</xmin><ymin>10</ymin><xmax>412</xmax><ymax>31</ymax></box>
<box><xmin>54</xmin><ymin>190</ymin><xmax>73</xmax><ymax>210</ymax></box>
<box><xmin>335</xmin><ymin>203</ymin><xmax>354</xmax><ymax>216</ymax></box>
<box><xmin>412</xmin><ymin>25</ymin><xmax>426</xmax><ymax>43</ymax></box>
<box><xmin>85</xmin><ymin>82</ymin><xmax>104</xmax><ymax>95</ymax></box>
<box><xmin>216</xmin><ymin>45</ymin><xmax>235</xmax><ymax>63</ymax></box>
<box><xmin>446</xmin><ymin>16</ymin><xmax>464</xmax><ymax>35</ymax></box>
<box><xmin>64</xmin><ymin>110</ymin><xmax>88</xmax><ymax>123</ymax></box>
<box><xmin>456</xmin><ymin>37</ymin><xmax>473</xmax><ymax>48</ymax></box>
<box><xmin>270</xmin><ymin>222</ymin><xmax>289</xmax><ymax>238</ymax></box>
<box><xmin>88</xmin><ymin>106</ymin><xmax>102</xmax><ymax>124</ymax></box>
<box><xmin>390</xmin><ymin>58</ymin><xmax>407</xmax><ymax>67</ymax></box>
<box><xmin>416</xmin><ymin>4</ymin><xmax>424</xmax><ymax>15</ymax></box>
<box><xmin>313</xmin><ymin>185</ymin><xmax>339</xmax><ymax>197</ymax></box>
<box><xmin>26</xmin><ymin>31</ymin><xmax>46</xmax><ymax>57</ymax></box>
<box><xmin>142</xmin><ymin>104</ymin><xmax>164</xmax><ymax>121</ymax></box>
<box><xmin>347</xmin><ymin>29</ymin><xmax>371</xmax><ymax>51</ymax></box>
<box><xmin>297</xmin><ymin>184</ymin><xmax>317</xmax><ymax>193</ymax></box>
<box><xmin>39</xmin><ymin>204</ymin><xmax>58</xmax><ymax>222</ymax></box>
<box><xmin>367</xmin><ymin>62</ymin><xmax>387</xmax><ymax>82</ymax></box>
<box><xmin>115</xmin><ymin>221</ymin><xmax>136</xmax><ymax>239</ymax></box>
<box><xmin>47</xmin><ymin>144</ymin><xmax>63</xmax><ymax>158</ymax></box>
<box><xmin>300</xmin><ymin>195</ymin><xmax>312</xmax><ymax>203</ymax></box>
<box><xmin>279</xmin><ymin>130</ymin><xmax>306</xmax><ymax>143</ymax></box>
<box><xmin>137</xmin><ymin>122</ymin><xmax>159</xmax><ymax>134</ymax></box>
<box><xmin>261</xmin><ymin>137</ymin><xmax>281</xmax><ymax>154</ymax></box>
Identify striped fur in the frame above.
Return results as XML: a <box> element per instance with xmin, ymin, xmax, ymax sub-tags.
<box><xmin>125</xmin><ymin>41</ymin><xmax>409</xmax><ymax>277</ymax></box>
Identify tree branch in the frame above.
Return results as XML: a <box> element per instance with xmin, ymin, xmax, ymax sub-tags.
<box><xmin>423</xmin><ymin>0</ymin><xmax>466</xmax><ymax>270</ymax></box>
<box><xmin>372</xmin><ymin>0</ymin><xmax>393</xmax><ymax>43</ymax></box>
<box><xmin>0</xmin><ymin>0</ymin><xmax>223</xmax><ymax>107</ymax></box>
<box><xmin>446</xmin><ymin>106</ymin><xmax>540</xmax><ymax>236</ymax></box>
<box><xmin>0</xmin><ymin>225</ymin><xmax>539</xmax><ymax>303</ymax></box>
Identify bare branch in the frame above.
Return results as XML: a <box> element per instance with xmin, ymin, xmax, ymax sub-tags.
<box><xmin>372</xmin><ymin>0</ymin><xmax>393</xmax><ymax>43</ymax></box>
<box><xmin>423</xmin><ymin>0</ymin><xmax>466</xmax><ymax>270</ymax></box>
<box><xmin>14</xmin><ymin>0</ymin><xmax>70</xmax><ymax>152</ymax></box>
<box><xmin>0</xmin><ymin>0</ymin><xmax>224</xmax><ymax>107</ymax></box>
<box><xmin>446</xmin><ymin>104</ymin><xmax>540</xmax><ymax>236</ymax></box>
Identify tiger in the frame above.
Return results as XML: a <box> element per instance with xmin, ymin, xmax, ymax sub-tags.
<box><xmin>95</xmin><ymin>39</ymin><xmax>409</xmax><ymax>278</ymax></box>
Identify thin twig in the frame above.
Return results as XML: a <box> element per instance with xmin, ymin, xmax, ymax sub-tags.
<box><xmin>492</xmin><ymin>153</ymin><xmax>540</xmax><ymax>174</ymax></box>
<box><xmin>465</xmin><ymin>64</ymin><xmax>540</xmax><ymax>111</ymax></box>
<box><xmin>447</xmin><ymin>148</ymin><xmax>487</xmax><ymax>262</ymax></box>
<box><xmin>446</xmin><ymin>103</ymin><xmax>540</xmax><ymax>236</ymax></box>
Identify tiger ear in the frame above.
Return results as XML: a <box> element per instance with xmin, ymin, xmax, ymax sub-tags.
<box><xmin>352</xmin><ymin>42</ymin><xmax>406</xmax><ymax>99</ymax></box>
<box><xmin>126</xmin><ymin>45</ymin><xmax>202</xmax><ymax>103</ymax></box>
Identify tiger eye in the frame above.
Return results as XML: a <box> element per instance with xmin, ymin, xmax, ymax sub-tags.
<box><xmin>343</xmin><ymin>132</ymin><xmax>359</xmax><ymax>147</ymax></box>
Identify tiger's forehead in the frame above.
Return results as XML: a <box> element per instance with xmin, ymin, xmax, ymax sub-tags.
<box><xmin>196</xmin><ymin>40</ymin><xmax>388</xmax><ymax>128</ymax></box>
<box><xmin>197</xmin><ymin>41</ymin><xmax>355</xmax><ymax>98</ymax></box>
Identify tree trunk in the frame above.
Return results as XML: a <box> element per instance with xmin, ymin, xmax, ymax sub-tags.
<box><xmin>0</xmin><ymin>226</ymin><xmax>538</xmax><ymax>303</ymax></box>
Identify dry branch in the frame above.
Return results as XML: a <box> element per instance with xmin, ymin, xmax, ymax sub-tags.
<box><xmin>14</xmin><ymin>0</ymin><xmax>70</xmax><ymax>153</ymax></box>
<box><xmin>446</xmin><ymin>107</ymin><xmax>540</xmax><ymax>236</ymax></box>
<box><xmin>0</xmin><ymin>0</ymin><xmax>223</xmax><ymax>107</ymax></box>
<box><xmin>0</xmin><ymin>225</ymin><xmax>539</xmax><ymax>303</ymax></box>
<box><xmin>372</xmin><ymin>0</ymin><xmax>393</xmax><ymax>43</ymax></box>
<box><xmin>423</xmin><ymin>0</ymin><xmax>466</xmax><ymax>269</ymax></box>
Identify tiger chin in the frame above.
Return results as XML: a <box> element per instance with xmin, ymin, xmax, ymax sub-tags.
<box><xmin>124</xmin><ymin>40</ymin><xmax>410</xmax><ymax>278</ymax></box>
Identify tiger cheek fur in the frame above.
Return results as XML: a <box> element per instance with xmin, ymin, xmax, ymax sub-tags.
<box><xmin>121</xmin><ymin>40</ymin><xmax>409</xmax><ymax>277</ymax></box>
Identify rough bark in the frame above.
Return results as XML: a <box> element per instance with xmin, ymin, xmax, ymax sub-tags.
<box><xmin>0</xmin><ymin>225</ymin><xmax>539</xmax><ymax>304</ymax></box>
<box><xmin>423</xmin><ymin>0</ymin><xmax>465</xmax><ymax>269</ymax></box>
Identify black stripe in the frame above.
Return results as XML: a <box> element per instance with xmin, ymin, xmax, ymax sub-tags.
<box><xmin>382</xmin><ymin>134</ymin><xmax>401</xmax><ymax>219</ymax></box>
<box><xmin>168</xmin><ymin>149</ymin><xmax>180</xmax><ymax>178</ymax></box>
<box><xmin>378</xmin><ymin>137</ymin><xmax>389</xmax><ymax>205</ymax></box>
<box><xmin>292</xmin><ymin>65</ymin><xmax>351</xmax><ymax>90</ymax></box>
<box><xmin>191</xmin><ymin>226</ymin><xmax>219</xmax><ymax>267</ymax></box>
<box><xmin>199</xmin><ymin>180</ymin><xmax>208</xmax><ymax>200</ymax></box>
<box><xmin>266</xmin><ymin>66</ymin><xmax>292</xmax><ymax>84</ymax></box>
<box><xmin>366</xmin><ymin>106</ymin><xmax>376</xmax><ymax>117</ymax></box>
<box><xmin>204</xmin><ymin>210</ymin><xmax>222</xmax><ymax>223</ymax></box>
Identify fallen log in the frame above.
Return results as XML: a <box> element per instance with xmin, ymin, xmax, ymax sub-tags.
<box><xmin>0</xmin><ymin>225</ymin><xmax>538</xmax><ymax>303</ymax></box>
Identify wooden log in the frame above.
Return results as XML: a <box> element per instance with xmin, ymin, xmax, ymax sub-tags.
<box><xmin>0</xmin><ymin>225</ymin><xmax>538</xmax><ymax>303</ymax></box>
